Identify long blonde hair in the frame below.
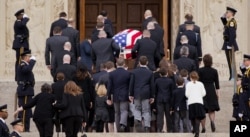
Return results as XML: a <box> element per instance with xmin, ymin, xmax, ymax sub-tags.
<box><xmin>64</xmin><ymin>81</ymin><xmax>82</xmax><ymax>96</ymax></box>
<box><xmin>95</xmin><ymin>83</ymin><xmax>107</xmax><ymax>97</ymax></box>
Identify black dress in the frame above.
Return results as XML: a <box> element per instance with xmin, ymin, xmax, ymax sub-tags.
<box><xmin>95</xmin><ymin>96</ymin><xmax>109</xmax><ymax>122</ymax></box>
<box><xmin>198</xmin><ymin>66</ymin><xmax>220</xmax><ymax>112</ymax></box>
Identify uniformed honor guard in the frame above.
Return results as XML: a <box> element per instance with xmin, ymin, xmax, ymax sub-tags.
<box><xmin>13</xmin><ymin>9</ymin><xmax>30</xmax><ymax>81</ymax></box>
<box><xmin>221</xmin><ymin>7</ymin><xmax>238</xmax><ymax>80</ymax></box>
<box><xmin>16</xmin><ymin>50</ymin><xmax>36</xmax><ymax>132</ymax></box>
<box><xmin>0</xmin><ymin>104</ymin><xmax>10</xmax><ymax>137</ymax></box>
<box><xmin>10</xmin><ymin>119</ymin><xmax>23</xmax><ymax>137</ymax></box>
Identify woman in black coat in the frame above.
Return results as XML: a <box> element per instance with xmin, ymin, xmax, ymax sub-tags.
<box><xmin>15</xmin><ymin>83</ymin><xmax>55</xmax><ymax>137</ymax></box>
<box><xmin>54</xmin><ymin>81</ymin><xmax>87</xmax><ymax>137</ymax></box>
<box><xmin>73</xmin><ymin>62</ymin><xmax>95</xmax><ymax>132</ymax></box>
<box><xmin>198</xmin><ymin>54</ymin><xmax>220</xmax><ymax>132</ymax></box>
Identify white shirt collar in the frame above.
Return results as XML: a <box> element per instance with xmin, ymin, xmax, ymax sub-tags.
<box><xmin>14</xmin><ymin>130</ymin><xmax>21</xmax><ymax>136</ymax></box>
<box><xmin>0</xmin><ymin>117</ymin><xmax>5</xmax><ymax>123</ymax></box>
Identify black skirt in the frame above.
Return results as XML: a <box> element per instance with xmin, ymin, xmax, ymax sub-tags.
<box><xmin>188</xmin><ymin>103</ymin><xmax>206</xmax><ymax>120</ymax></box>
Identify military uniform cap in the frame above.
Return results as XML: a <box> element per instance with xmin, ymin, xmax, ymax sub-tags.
<box><xmin>243</xmin><ymin>54</ymin><xmax>250</xmax><ymax>59</ymax></box>
<box><xmin>184</xmin><ymin>20</ymin><xmax>195</xmax><ymax>25</ymax></box>
<box><xmin>10</xmin><ymin>119</ymin><xmax>23</xmax><ymax>126</ymax></box>
<box><xmin>227</xmin><ymin>7</ymin><xmax>237</xmax><ymax>14</ymax></box>
<box><xmin>0</xmin><ymin>104</ymin><xmax>7</xmax><ymax>112</ymax></box>
<box><xmin>20</xmin><ymin>50</ymin><xmax>31</xmax><ymax>56</ymax></box>
<box><xmin>14</xmin><ymin>9</ymin><xmax>24</xmax><ymax>16</ymax></box>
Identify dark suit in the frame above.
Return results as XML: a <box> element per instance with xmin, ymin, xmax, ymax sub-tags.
<box><xmin>54</xmin><ymin>93</ymin><xmax>87</xmax><ymax>137</ymax></box>
<box><xmin>55</xmin><ymin>63</ymin><xmax>76</xmax><ymax>81</ymax></box>
<box><xmin>80</xmin><ymin>40</ymin><xmax>92</xmax><ymax>71</ymax></box>
<box><xmin>13</xmin><ymin>17</ymin><xmax>30</xmax><ymax>81</ymax></box>
<box><xmin>129</xmin><ymin>67</ymin><xmax>154</xmax><ymax>100</ymax></box>
<box><xmin>173</xmin><ymin>44</ymin><xmax>198</xmax><ymax>61</ymax></box>
<box><xmin>22</xmin><ymin>92</ymin><xmax>55</xmax><ymax>137</ymax></box>
<box><xmin>132</xmin><ymin>38</ymin><xmax>161</xmax><ymax>71</ymax></box>
<box><xmin>221</xmin><ymin>17</ymin><xmax>238</xmax><ymax>79</ymax></box>
<box><xmin>142</xmin><ymin>17</ymin><xmax>153</xmax><ymax>30</ymax></box>
<box><xmin>0</xmin><ymin>120</ymin><xmax>9</xmax><ymax>137</ymax></box>
<box><xmin>16</xmin><ymin>60</ymin><xmax>36</xmax><ymax>132</ymax></box>
<box><xmin>45</xmin><ymin>35</ymin><xmax>69</xmax><ymax>76</ymax></box>
<box><xmin>92</xmin><ymin>38</ymin><xmax>120</xmax><ymax>72</ymax></box>
<box><xmin>176</xmin><ymin>30</ymin><xmax>202</xmax><ymax>60</ymax></box>
<box><xmin>92</xmin><ymin>71</ymin><xmax>108</xmax><ymax>86</ymax></box>
<box><xmin>53</xmin><ymin>50</ymin><xmax>76</xmax><ymax>75</ymax></box>
<box><xmin>174</xmin><ymin>56</ymin><xmax>196</xmax><ymax>73</ymax></box>
<box><xmin>91</xmin><ymin>25</ymin><xmax>114</xmax><ymax>43</ymax></box>
<box><xmin>149</xmin><ymin>28</ymin><xmax>164</xmax><ymax>58</ymax></box>
<box><xmin>9</xmin><ymin>131</ymin><xmax>21</xmax><ymax>137</ymax></box>
<box><xmin>105</xmin><ymin>18</ymin><xmax>114</xmax><ymax>33</ymax></box>
<box><xmin>178</xmin><ymin>23</ymin><xmax>200</xmax><ymax>34</ymax></box>
<box><xmin>49</xmin><ymin>18</ymin><xmax>68</xmax><ymax>37</ymax></box>
<box><xmin>62</xmin><ymin>26</ymin><xmax>80</xmax><ymax>59</ymax></box>
<box><xmin>155</xmin><ymin>77</ymin><xmax>174</xmax><ymax>132</ymax></box>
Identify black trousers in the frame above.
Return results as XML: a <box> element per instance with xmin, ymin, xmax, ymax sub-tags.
<box><xmin>157</xmin><ymin>102</ymin><xmax>173</xmax><ymax>132</ymax></box>
<box><xmin>63</xmin><ymin>116</ymin><xmax>82</xmax><ymax>137</ymax></box>
<box><xmin>95</xmin><ymin>120</ymin><xmax>105</xmax><ymax>132</ymax></box>
<box><xmin>18</xmin><ymin>95</ymin><xmax>32</xmax><ymax>132</ymax></box>
<box><xmin>34</xmin><ymin>118</ymin><xmax>54</xmax><ymax>137</ymax></box>
<box><xmin>225</xmin><ymin>49</ymin><xmax>233</xmax><ymax>79</ymax></box>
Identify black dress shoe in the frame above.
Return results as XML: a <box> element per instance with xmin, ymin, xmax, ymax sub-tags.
<box><xmin>201</xmin><ymin>128</ymin><xmax>206</xmax><ymax>133</ymax></box>
<box><xmin>211</xmin><ymin>121</ymin><xmax>216</xmax><ymax>132</ymax></box>
<box><xmin>144</xmin><ymin>127</ymin><xmax>150</xmax><ymax>132</ymax></box>
<box><xmin>119</xmin><ymin>124</ymin><xmax>126</xmax><ymax>132</ymax></box>
<box><xmin>194</xmin><ymin>133</ymin><xmax>199</xmax><ymax>137</ymax></box>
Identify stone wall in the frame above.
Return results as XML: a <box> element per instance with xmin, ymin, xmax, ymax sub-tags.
<box><xmin>172</xmin><ymin>0</ymin><xmax>250</xmax><ymax>81</ymax></box>
<box><xmin>0</xmin><ymin>0</ymin><xmax>76</xmax><ymax>81</ymax></box>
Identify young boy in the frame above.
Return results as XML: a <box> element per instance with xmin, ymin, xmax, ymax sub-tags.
<box><xmin>172</xmin><ymin>76</ymin><xmax>189</xmax><ymax>132</ymax></box>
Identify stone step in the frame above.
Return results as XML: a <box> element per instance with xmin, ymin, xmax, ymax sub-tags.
<box><xmin>0</xmin><ymin>81</ymin><xmax>235</xmax><ymax>136</ymax></box>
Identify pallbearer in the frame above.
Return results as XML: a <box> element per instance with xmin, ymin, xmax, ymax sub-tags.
<box><xmin>9</xmin><ymin>119</ymin><xmax>23</xmax><ymax>137</ymax></box>
<box><xmin>221</xmin><ymin>7</ymin><xmax>238</xmax><ymax>80</ymax></box>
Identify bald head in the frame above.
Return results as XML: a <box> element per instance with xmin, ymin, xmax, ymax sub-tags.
<box><xmin>97</xmin><ymin>15</ymin><xmax>105</xmax><ymax>23</ymax></box>
<box><xmin>144</xmin><ymin>10</ymin><xmax>152</xmax><ymax>19</ymax></box>
<box><xmin>180</xmin><ymin>35</ymin><xmax>189</xmax><ymax>44</ymax></box>
<box><xmin>63</xmin><ymin>54</ymin><xmax>71</xmax><ymax>64</ymax></box>
<box><xmin>98</xmin><ymin>30</ymin><xmax>107</xmax><ymax>38</ymax></box>
<box><xmin>142</xmin><ymin>30</ymin><xmax>151</xmax><ymax>38</ymax></box>
<box><xmin>147</xmin><ymin>22</ymin><xmax>155</xmax><ymax>30</ymax></box>
<box><xmin>64</xmin><ymin>42</ymin><xmax>72</xmax><ymax>51</ymax></box>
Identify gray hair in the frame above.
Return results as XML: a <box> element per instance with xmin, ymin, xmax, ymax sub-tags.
<box><xmin>180</xmin><ymin>46</ymin><xmax>189</xmax><ymax>56</ymax></box>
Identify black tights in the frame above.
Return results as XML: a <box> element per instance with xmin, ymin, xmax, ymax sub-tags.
<box><xmin>95</xmin><ymin>120</ymin><xmax>105</xmax><ymax>132</ymax></box>
<box><xmin>191</xmin><ymin>119</ymin><xmax>200</xmax><ymax>134</ymax></box>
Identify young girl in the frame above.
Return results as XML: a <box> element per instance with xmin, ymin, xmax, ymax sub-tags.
<box><xmin>94</xmin><ymin>81</ymin><xmax>109</xmax><ymax>132</ymax></box>
<box><xmin>185</xmin><ymin>71</ymin><xmax>206</xmax><ymax>137</ymax></box>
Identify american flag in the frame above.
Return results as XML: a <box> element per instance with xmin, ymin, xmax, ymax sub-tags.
<box><xmin>113</xmin><ymin>29</ymin><xmax>142</xmax><ymax>59</ymax></box>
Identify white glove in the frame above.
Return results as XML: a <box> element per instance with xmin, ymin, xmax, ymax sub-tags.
<box><xmin>227</xmin><ymin>46</ymin><xmax>232</xmax><ymax>49</ymax></box>
<box><xmin>23</xmin><ymin>14</ymin><xmax>29</xmax><ymax>18</ymax></box>
<box><xmin>30</xmin><ymin>56</ymin><xmax>36</xmax><ymax>61</ymax></box>
<box><xmin>238</xmin><ymin>113</ymin><xmax>243</xmax><ymax>118</ymax></box>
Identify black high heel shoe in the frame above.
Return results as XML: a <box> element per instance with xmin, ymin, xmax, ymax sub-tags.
<box><xmin>201</xmin><ymin>128</ymin><xmax>206</xmax><ymax>133</ymax></box>
<box><xmin>211</xmin><ymin>121</ymin><xmax>216</xmax><ymax>132</ymax></box>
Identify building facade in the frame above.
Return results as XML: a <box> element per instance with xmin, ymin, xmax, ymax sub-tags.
<box><xmin>0</xmin><ymin>0</ymin><xmax>249</xmax><ymax>81</ymax></box>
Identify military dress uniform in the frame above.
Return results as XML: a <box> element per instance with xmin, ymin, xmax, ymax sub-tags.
<box><xmin>16</xmin><ymin>50</ymin><xmax>36</xmax><ymax>132</ymax></box>
<box><xmin>10</xmin><ymin>119</ymin><xmax>23</xmax><ymax>137</ymax></box>
<box><xmin>0</xmin><ymin>104</ymin><xmax>9</xmax><ymax>137</ymax></box>
<box><xmin>221</xmin><ymin>7</ymin><xmax>238</xmax><ymax>80</ymax></box>
<box><xmin>13</xmin><ymin>9</ymin><xmax>30</xmax><ymax>81</ymax></box>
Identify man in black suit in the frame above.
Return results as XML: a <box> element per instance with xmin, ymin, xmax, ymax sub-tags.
<box><xmin>53</xmin><ymin>41</ymin><xmax>76</xmax><ymax>76</ymax></box>
<box><xmin>91</xmin><ymin>22</ymin><xmax>105</xmax><ymax>43</ymax></box>
<box><xmin>62</xmin><ymin>18</ymin><xmax>80</xmax><ymax>60</ymax></box>
<box><xmin>92</xmin><ymin>30</ymin><xmax>120</xmax><ymax>72</ymax></box>
<box><xmin>55</xmin><ymin>54</ymin><xmax>76</xmax><ymax>81</ymax></box>
<box><xmin>45</xmin><ymin>26</ymin><xmax>69</xmax><ymax>77</ymax></box>
<box><xmin>96</xmin><ymin>15</ymin><xmax>113</xmax><ymax>38</ymax></box>
<box><xmin>176</xmin><ymin>21</ymin><xmax>202</xmax><ymax>62</ymax></box>
<box><xmin>16</xmin><ymin>50</ymin><xmax>36</xmax><ymax>132</ymax></box>
<box><xmin>49</xmin><ymin>12</ymin><xmax>67</xmax><ymax>37</ymax></box>
<box><xmin>147</xmin><ymin>22</ymin><xmax>165</xmax><ymax>60</ymax></box>
<box><xmin>174</xmin><ymin>35</ymin><xmax>198</xmax><ymax>68</ymax></box>
<box><xmin>129</xmin><ymin>56</ymin><xmax>155</xmax><ymax>132</ymax></box>
<box><xmin>9</xmin><ymin>119</ymin><xmax>23</xmax><ymax>137</ymax></box>
<box><xmin>174</xmin><ymin>46</ymin><xmax>196</xmax><ymax>73</ymax></box>
<box><xmin>178</xmin><ymin>14</ymin><xmax>200</xmax><ymax>34</ymax></box>
<box><xmin>132</xmin><ymin>30</ymin><xmax>161</xmax><ymax>71</ymax></box>
<box><xmin>0</xmin><ymin>104</ymin><xmax>9</xmax><ymax>137</ymax></box>
<box><xmin>142</xmin><ymin>9</ymin><xmax>153</xmax><ymax>30</ymax></box>
<box><xmin>100</xmin><ymin>10</ymin><xmax>113</xmax><ymax>33</ymax></box>
<box><xmin>107</xmin><ymin>58</ymin><xmax>130</xmax><ymax>132</ymax></box>
<box><xmin>13</xmin><ymin>9</ymin><xmax>30</xmax><ymax>81</ymax></box>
